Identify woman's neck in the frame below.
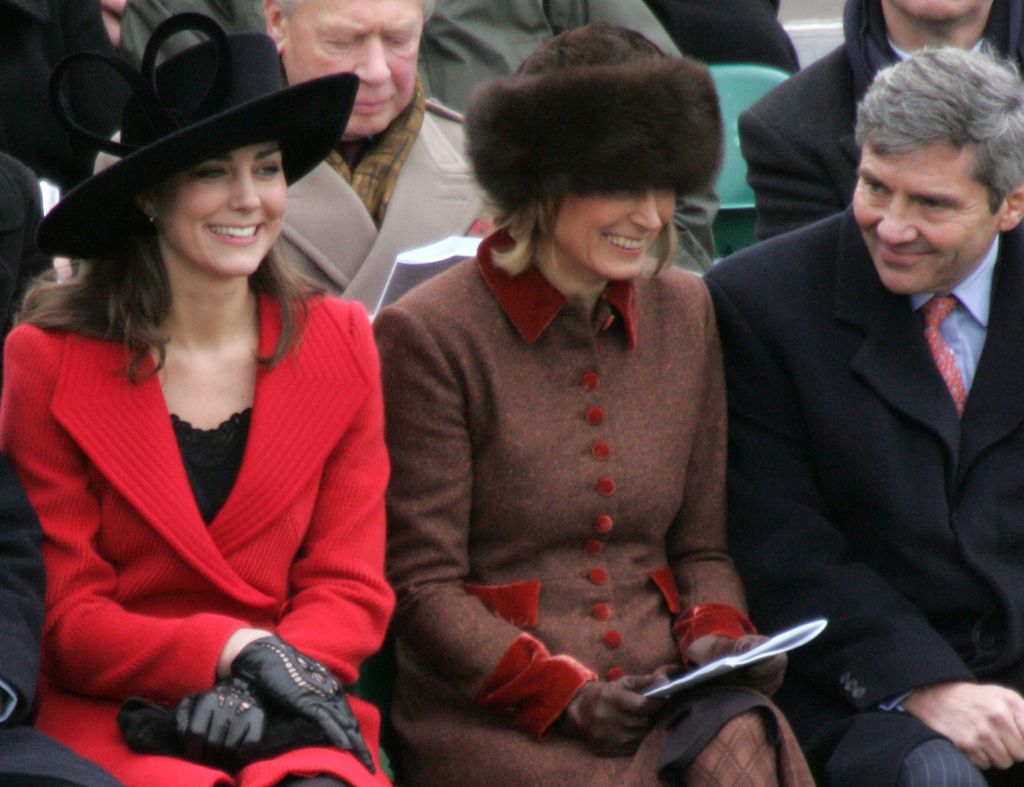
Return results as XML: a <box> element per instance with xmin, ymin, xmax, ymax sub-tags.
<box><xmin>534</xmin><ymin>243</ymin><xmax>606</xmax><ymax>314</ymax></box>
<box><xmin>162</xmin><ymin>273</ymin><xmax>258</xmax><ymax>353</ymax></box>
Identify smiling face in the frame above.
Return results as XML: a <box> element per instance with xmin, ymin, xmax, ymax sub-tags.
<box><xmin>853</xmin><ymin>141</ymin><xmax>1024</xmax><ymax>295</ymax></box>
<box><xmin>536</xmin><ymin>190</ymin><xmax>675</xmax><ymax>304</ymax></box>
<box><xmin>138</xmin><ymin>142</ymin><xmax>287</xmax><ymax>285</ymax></box>
<box><xmin>266</xmin><ymin>0</ymin><xmax>424</xmax><ymax>141</ymax></box>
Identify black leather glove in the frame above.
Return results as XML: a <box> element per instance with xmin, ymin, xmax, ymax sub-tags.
<box><xmin>230</xmin><ymin>635</ymin><xmax>375</xmax><ymax>773</ymax></box>
<box><xmin>175</xmin><ymin>676</ymin><xmax>265</xmax><ymax>768</ymax></box>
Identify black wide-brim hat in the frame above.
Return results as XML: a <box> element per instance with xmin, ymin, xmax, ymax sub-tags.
<box><xmin>38</xmin><ymin>13</ymin><xmax>358</xmax><ymax>260</ymax></box>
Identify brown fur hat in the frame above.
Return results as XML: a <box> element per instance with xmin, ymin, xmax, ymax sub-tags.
<box><xmin>465</xmin><ymin>22</ymin><xmax>723</xmax><ymax>215</ymax></box>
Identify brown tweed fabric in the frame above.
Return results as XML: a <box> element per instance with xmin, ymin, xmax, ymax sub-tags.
<box><xmin>327</xmin><ymin>77</ymin><xmax>426</xmax><ymax>226</ymax></box>
<box><xmin>375</xmin><ymin>244</ymin><xmax>811</xmax><ymax>786</ymax></box>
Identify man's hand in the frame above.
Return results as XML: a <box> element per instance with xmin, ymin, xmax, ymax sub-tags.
<box><xmin>556</xmin><ymin>670</ymin><xmax>668</xmax><ymax>756</ymax></box>
<box><xmin>903</xmin><ymin>681</ymin><xmax>1024</xmax><ymax>770</ymax></box>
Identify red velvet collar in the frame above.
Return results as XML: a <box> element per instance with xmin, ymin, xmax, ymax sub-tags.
<box><xmin>476</xmin><ymin>229</ymin><xmax>638</xmax><ymax>348</ymax></box>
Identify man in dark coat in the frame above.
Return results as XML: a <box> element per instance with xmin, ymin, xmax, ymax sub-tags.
<box><xmin>707</xmin><ymin>48</ymin><xmax>1024</xmax><ymax>786</ymax></box>
<box><xmin>0</xmin><ymin>451</ymin><xmax>122</xmax><ymax>786</ymax></box>
<box><xmin>739</xmin><ymin>0</ymin><xmax>1023</xmax><ymax>240</ymax></box>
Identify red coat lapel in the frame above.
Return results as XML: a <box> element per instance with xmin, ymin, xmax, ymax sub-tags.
<box><xmin>51</xmin><ymin>331</ymin><xmax>272</xmax><ymax>606</ymax></box>
<box><xmin>201</xmin><ymin>295</ymin><xmax>375</xmax><ymax>555</ymax></box>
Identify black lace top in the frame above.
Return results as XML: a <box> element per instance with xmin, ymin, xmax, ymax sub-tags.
<box><xmin>171</xmin><ymin>408</ymin><xmax>252</xmax><ymax>523</ymax></box>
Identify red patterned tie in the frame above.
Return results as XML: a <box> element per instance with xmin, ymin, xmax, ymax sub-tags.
<box><xmin>921</xmin><ymin>295</ymin><xmax>967</xmax><ymax>417</ymax></box>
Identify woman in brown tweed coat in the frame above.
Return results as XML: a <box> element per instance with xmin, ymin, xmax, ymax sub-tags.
<box><xmin>374</xmin><ymin>23</ymin><xmax>814</xmax><ymax>787</ymax></box>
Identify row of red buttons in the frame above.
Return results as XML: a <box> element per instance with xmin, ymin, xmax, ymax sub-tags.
<box><xmin>582</xmin><ymin>370</ymin><xmax>622</xmax><ymax>679</ymax></box>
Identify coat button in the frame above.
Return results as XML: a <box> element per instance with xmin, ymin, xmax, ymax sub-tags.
<box><xmin>585</xmin><ymin>405</ymin><xmax>605</xmax><ymax>426</ymax></box>
<box><xmin>596</xmin><ymin>476</ymin><xmax>615</xmax><ymax>496</ymax></box>
<box><xmin>592</xmin><ymin>603</ymin><xmax>612</xmax><ymax>621</ymax></box>
<box><xmin>603</xmin><ymin>629</ymin><xmax>622</xmax><ymax>648</ymax></box>
<box><xmin>591</xmin><ymin>441</ymin><xmax>610</xmax><ymax>461</ymax></box>
<box><xmin>580</xmin><ymin>371</ymin><xmax>600</xmax><ymax>391</ymax></box>
<box><xmin>593</xmin><ymin>514</ymin><xmax>613</xmax><ymax>534</ymax></box>
<box><xmin>588</xmin><ymin>567</ymin><xmax>608</xmax><ymax>585</ymax></box>
<box><xmin>584</xmin><ymin>538</ymin><xmax>603</xmax><ymax>555</ymax></box>
<box><xmin>606</xmin><ymin>666</ymin><xmax>625</xmax><ymax>681</ymax></box>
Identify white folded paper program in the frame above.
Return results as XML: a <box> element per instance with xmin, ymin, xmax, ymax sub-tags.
<box><xmin>374</xmin><ymin>235</ymin><xmax>483</xmax><ymax>316</ymax></box>
<box><xmin>642</xmin><ymin>618</ymin><xmax>828</xmax><ymax>699</ymax></box>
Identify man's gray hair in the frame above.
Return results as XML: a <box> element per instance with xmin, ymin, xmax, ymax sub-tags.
<box><xmin>855</xmin><ymin>46</ymin><xmax>1024</xmax><ymax>211</ymax></box>
<box><xmin>273</xmin><ymin>0</ymin><xmax>436</xmax><ymax>18</ymax></box>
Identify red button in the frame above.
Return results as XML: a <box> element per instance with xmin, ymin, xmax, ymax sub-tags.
<box><xmin>581</xmin><ymin>371</ymin><xmax>600</xmax><ymax>391</ymax></box>
<box><xmin>585</xmin><ymin>405</ymin><xmax>605</xmax><ymax>426</ymax></box>
<box><xmin>596</xmin><ymin>476</ymin><xmax>616</xmax><ymax>496</ymax></box>
<box><xmin>603</xmin><ymin>629</ymin><xmax>622</xmax><ymax>649</ymax></box>
<box><xmin>584</xmin><ymin>538</ymin><xmax>603</xmax><ymax>555</ymax></box>
<box><xmin>592</xmin><ymin>441</ymin><xmax>610</xmax><ymax>461</ymax></box>
<box><xmin>593</xmin><ymin>514</ymin><xmax>614</xmax><ymax>534</ymax></box>
<box><xmin>592</xmin><ymin>603</ymin><xmax>612</xmax><ymax>621</ymax></box>
<box><xmin>606</xmin><ymin>666</ymin><xmax>625</xmax><ymax>681</ymax></box>
<box><xmin>588</xmin><ymin>567</ymin><xmax>608</xmax><ymax>585</ymax></box>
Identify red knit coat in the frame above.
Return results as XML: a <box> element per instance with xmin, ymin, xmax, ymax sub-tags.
<box><xmin>0</xmin><ymin>294</ymin><xmax>394</xmax><ymax>787</ymax></box>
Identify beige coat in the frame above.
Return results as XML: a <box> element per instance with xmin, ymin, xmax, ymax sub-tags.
<box><xmin>279</xmin><ymin>101</ymin><xmax>485</xmax><ymax>312</ymax></box>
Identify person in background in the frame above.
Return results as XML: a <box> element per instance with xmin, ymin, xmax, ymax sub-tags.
<box><xmin>739</xmin><ymin>0</ymin><xmax>1023</xmax><ymax>241</ymax></box>
<box><xmin>376</xmin><ymin>23</ymin><xmax>813</xmax><ymax>787</ymax></box>
<box><xmin>101</xmin><ymin>0</ymin><xmax>126</xmax><ymax>45</ymax></box>
<box><xmin>117</xmin><ymin>0</ymin><xmax>267</xmax><ymax>67</ymax></box>
<box><xmin>642</xmin><ymin>0</ymin><xmax>799</xmax><ymax>72</ymax></box>
<box><xmin>2</xmin><ymin>14</ymin><xmax>393</xmax><ymax>787</ymax></box>
<box><xmin>263</xmin><ymin>0</ymin><xmax>487</xmax><ymax>310</ymax></box>
<box><xmin>0</xmin><ymin>153</ymin><xmax>52</xmax><ymax>383</ymax></box>
<box><xmin>708</xmin><ymin>47</ymin><xmax>1024</xmax><ymax>785</ymax></box>
<box><xmin>0</xmin><ymin>0</ymin><xmax>126</xmax><ymax>192</ymax></box>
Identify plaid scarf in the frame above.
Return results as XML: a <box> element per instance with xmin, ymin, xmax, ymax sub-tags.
<box><xmin>328</xmin><ymin>77</ymin><xmax>427</xmax><ymax>226</ymax></box>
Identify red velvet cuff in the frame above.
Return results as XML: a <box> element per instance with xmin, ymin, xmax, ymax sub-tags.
<box><xmin>475</xmin><ymin>633</ymin><xmax>596</xmax><ymax>739</ymax></box>
<box><xmin>673</xmin><ymin>603</ymin><xmax>756</xmax><ymax>665</ymax></box>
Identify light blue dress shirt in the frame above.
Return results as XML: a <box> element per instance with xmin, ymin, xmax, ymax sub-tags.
<box><xmin>910</xmin><ymin>236</ymin><xmax>998</xmax><ymax>393</ymax></box>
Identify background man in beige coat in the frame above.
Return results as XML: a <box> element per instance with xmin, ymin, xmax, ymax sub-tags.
<box><xmin>265</xmin><ymin>0</ymin><xmax>487</xmax><ymax>310</ymax></box>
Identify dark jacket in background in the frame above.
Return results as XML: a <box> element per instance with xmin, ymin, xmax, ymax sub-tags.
<box><xmin>643</xmin><ymin>0</ymin><xmax>798</xmax><ymax>72</ymax></box>
<box><xmin>0</xmin><ymin>153</ymin><xmax>52</xmax><ymax>385</ymax></box>
<box><xmin>0</xmin><ymin>0</ymin><xmax>126</xmax><ymax>192</ymax></box>
<box><xmin>738</xmin><ymin>0</ymin><xmax>1024</xmax><ymax>240</ymax></box>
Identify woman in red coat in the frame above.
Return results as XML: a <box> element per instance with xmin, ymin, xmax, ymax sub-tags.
<box><xmin>375</xmin><ymin>23</ymin><xmax>813</xmax><ymax>787</ymax></box>
<box><xmin>0</xmin><ymin>14</ymin><xmax>393</xmax><ymax>787</ymax></box>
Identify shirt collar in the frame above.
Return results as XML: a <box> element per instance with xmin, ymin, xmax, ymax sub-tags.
<box><xmin>476</xmin><ymin>229</ymin><xmax>638</xmax><ymax>348</ymax></box>
<box><xmin>887</xmin><ymin>36</ymin><xmax>985</xmax><ymax>60</ymax></box>
<box><xmin>909</xmin><ymin>234</ymin><xmax>999</xmax><ymax>328</ymax></box>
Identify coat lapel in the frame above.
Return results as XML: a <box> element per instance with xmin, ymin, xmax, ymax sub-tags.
<box><xmin>208</xmin><ymin>295</ymin><xmax>373</xmax><ymax>554</ymax></box>
<box><xmin>52</xmin><ymin>335</ymin><xmax>272</xmax><ymax>607</ymax></box>
<box><xmin>958</xmin><ymin>226</ymin><xmax>1024</xmax><ymax>477</ymax></box>
<box><xmin>341</xmin><ymin>113</ymin><xmax>484</xmax><ymax>308</ymax></box>
<box><xmin>833</xmin><ymin>211</ymin><xmax>961</xmax><ymax>465</ymax></box>
<box><xmin>283</xmin><ymin>161</ymin><xmax>377</xmax><ymax>292</ymax></box>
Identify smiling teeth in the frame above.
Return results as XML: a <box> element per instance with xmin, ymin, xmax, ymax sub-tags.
<box><xmin>605</xmin><ymin>234</ymin><xmax>644</xmax><ymax>250</ymax></box>
<box><xmin>211</xmin><ymin>225</ymin><xmax>256</xmax><ymax>238</ymax></box>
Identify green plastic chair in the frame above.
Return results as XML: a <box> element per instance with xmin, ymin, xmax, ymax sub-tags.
<box><xmin>709</xmin><ymin>63</ymin><xmax>791</xmax><ymax>257</ymax></box>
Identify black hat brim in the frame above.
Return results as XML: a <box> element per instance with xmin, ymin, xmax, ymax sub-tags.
<box><xmin>39</xmin><ymin>71</ymin><xmax>358</xmax><ymax>259</ymax></box>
